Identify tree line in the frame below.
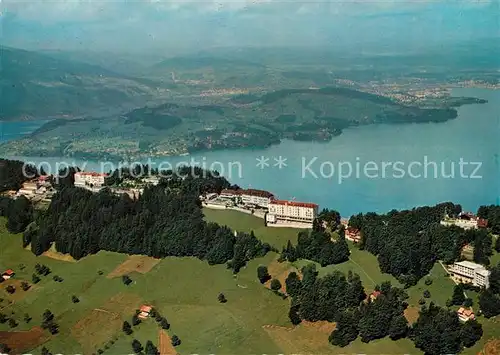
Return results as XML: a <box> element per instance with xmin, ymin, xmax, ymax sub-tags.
<box><xmin>279</xmin><ymin>209</ymin><xmax>349</xmax><ymax>266</ymax></box>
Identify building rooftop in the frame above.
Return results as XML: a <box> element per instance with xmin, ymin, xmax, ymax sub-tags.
<box><xmin>242</xmin><ymin>189</ymin><xmax>274</xmax><ymax>198</ymax></box>
<box><xmin>454</xmin><ymin>260</ymin><xmax>486</xmax><ymax>270</ymax></box>
<box><xmin>221</xmin><ymin>189</ymin><xmax>241</xmax><ymax>195</ymax></box>
<box><xmin>3</xmin><ymin>269</ymin><xmax>14</xmax><ymax>276</ymax></box>
<box><xmin>457</xmin><ymin>307</ymin><xmax>474</xmax><ymax>317</ymax></box>
<box><xmin>477</xmin><ymin>218</ymin><xmax>488</xmax><ymax>228</ymax></box>
<box><xmin>270</xmin><ymin>200</ymin><xmax>318</xmax><ymax>208</ymax></box>
<box><xmin>76</xmin><ymin>172</ymin><xmax>109</xmax><ymax>177</ymax></box>
<box><xmin>140</xmin><ymin>305</ymin><xmax>152</xmax><ymax>313</ymax></box>
<box><xmin>346</xmin><ymin>227</ymin><xmax>360</xmax><ymax>234</ymax></box>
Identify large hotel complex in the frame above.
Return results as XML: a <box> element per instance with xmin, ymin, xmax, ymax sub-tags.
<box><xmin>217</xmin><ymin>188</ymin><xmax>318</xmax><ymax>226</ymax></box>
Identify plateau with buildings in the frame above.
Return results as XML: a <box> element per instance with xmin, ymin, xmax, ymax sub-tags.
<box><xmin>202</xmin><ymin>188</ymin><xmax>318</xmax><ymax>228</ymax></box>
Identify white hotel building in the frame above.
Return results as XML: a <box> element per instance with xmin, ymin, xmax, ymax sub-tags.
<box><xmin>449</xmin><ymin>260</ymin><xmax>490</xmax><ymax>289</ymax></box>
<box><xmin>219</xmin><ymin>189</ymin><xmax>274</xmax><ymax>208</ymax></box>
<box><xmin>267</xmin><ymin>200</ymin><xmax>319</xmax><ymax>224</ymax></box>
<box><xmin>74</xmin><ymin>172</ymin><xmax>108</xmax><ymax>191</ymax></box>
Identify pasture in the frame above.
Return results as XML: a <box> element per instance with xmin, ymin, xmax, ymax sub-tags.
<box><xmin>1</xmin><ymin>214</ymin><xmax>498</xmax><ymax>355</ymax></box>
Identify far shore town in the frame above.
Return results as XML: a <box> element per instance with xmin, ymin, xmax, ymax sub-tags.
<box><xmin>2</xmin><ymin>169</ymin><xmax>492</xmax><ymax>299</ymax></box>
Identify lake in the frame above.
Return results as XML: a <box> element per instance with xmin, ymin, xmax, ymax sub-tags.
<box><xmin>2</xmin><ymin>88</ymin><xmax>499</xmax><ymax>216</ymax></box>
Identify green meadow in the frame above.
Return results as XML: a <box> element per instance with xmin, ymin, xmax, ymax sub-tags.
<box><xmin>0</xmin><ymin>210</ymin><xmax>498</xmax><ymax>354</ymax></box>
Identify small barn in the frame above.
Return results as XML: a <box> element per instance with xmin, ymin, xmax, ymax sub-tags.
<box><xmin>138</xmin><ymin>305</ymin><xmax>153</xmax><ymax>319</ymax></box>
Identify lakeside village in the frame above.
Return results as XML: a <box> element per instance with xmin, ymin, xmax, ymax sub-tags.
<box><xmin>2</xmin><ymin>170</ymin><xmax>494</xmax><ymax>322</ymax></box>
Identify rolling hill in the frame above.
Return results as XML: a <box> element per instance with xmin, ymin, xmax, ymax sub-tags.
<box><xmin>0</xmin><ymin>46</ymin><xmax>161</xmax><ymax>121</ymax></box>
<box><xmin>0</xmin><ymin>86</ymin><xmax>461</xmax><ymax>159</ymax></box>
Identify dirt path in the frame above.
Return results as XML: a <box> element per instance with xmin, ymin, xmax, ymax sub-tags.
<box><xmin>158</xmin><ymin>329</ymin><xmax>177</xmax><ymax>355</ymax></box>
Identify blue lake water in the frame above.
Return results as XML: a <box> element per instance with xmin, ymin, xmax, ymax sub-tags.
<box><xmin>2</xmin><ymin>88</ymin><xmax>499</xmax><ymax>216</ymax></box>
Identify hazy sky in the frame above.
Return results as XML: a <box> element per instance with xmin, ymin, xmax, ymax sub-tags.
<box><xmin>1</xmin><ymin>0</ymin><xmax>498</xmax><ymax>54</ymax></box>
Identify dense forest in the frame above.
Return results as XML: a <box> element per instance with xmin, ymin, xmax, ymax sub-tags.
<box><xmin>285</xmin><ymin>265</ymin><xmax>482</xmax><ymax>354</ymax></box>
<box><xmin>348</xmin><ymin>202</ymin><xmax>492</xmax><ymax>286</ymax></box>
<box><xmin>280</xmin><ymin>209</ymin><xmax>349</xmax><ymax>266</ymax></box>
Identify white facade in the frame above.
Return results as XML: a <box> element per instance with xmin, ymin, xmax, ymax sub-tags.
<box><xmin>449</xmin><ymin>260</ymin><xmax>490</xmax><ymax>288</ymax></box>
<box><xmin>267</xmin><ymin>200</ymin><xmax>318</xmax><ymax>224</ymax></box>
<box><xmin>241</xmin><ymin>194</ymin><xmax>272</xmax><ymax>208</ymax></box>
<box><xmin>16</xmin><ymin>182</ymin><xmax>37</xmax><ymax>198</ymax></box>
<box><xmin>440</xmin><ymin>219</ymin><xmax>478</xmax><ymax>230</ymax></box>
<box><xmin>74</xmin><ymin>172</ymin><xmax>108</xmax><ymax>190</ymax></box>
<box><xmin>142</xmin><ymin>176</ymin><xmax>160</xmax><ymax>186</ymax></box>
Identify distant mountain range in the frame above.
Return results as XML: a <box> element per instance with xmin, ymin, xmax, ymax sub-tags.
<box><xmin>0</xmin><ymin>46</ymin><xmax>161</xmax><ymax>121</ymax></box>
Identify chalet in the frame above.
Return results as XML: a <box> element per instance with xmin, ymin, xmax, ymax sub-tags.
<box><xmin>345</xmin><ymin>227</ymin><xmax>361</xmax><ymax>243</ymax></box>
<box><xmin>457</xmin><ymin>307</ymin><xmax>475</xmax><ymax>322</ymax></box>
<box><xmin>2</xmin><ymin>269</ymin><xmax>15</xmax><ymax>280</ymax></box>
<box><xmin>138</xmin><ymin>305</ymin><xmax>153</xmax><ymax>319</ymax></box>
<box><xmin>366</xmin><ymin>290</ymin><xmax>381</xmax><ymax>303</ymax></box>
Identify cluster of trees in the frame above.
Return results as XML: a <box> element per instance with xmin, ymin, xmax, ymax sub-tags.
<box><xmin>478</xmin><ymin>205</ymin><xmax>500</xmax><ymax>235</ymax></box>
<box><xmin>0</xmin><ymin>159</ymin><xmax>40</xmax><ymax>233</ymax></box>
<box><xmin>283</xmin><ymin>264</ymin><xmax>483</xmax><ymax>354</ymax></box>
<box><xmin>286</xmin><ymin>265</ymin><xmax>366</xmax><ymax>324</ymax></box>
<box><xmin>24</xmin><ymin>168</ymin><xmax>271</xmax><ymax>273</ymax></box>
<box><xmin>411</xmin><ymin>303</ymin><xmax>482</xmax><ymax>354</ymax></box>
<box><xmin>131</xmin><ymin>339</ymin><xmax>159</xmax><ymax>355</ymax></box>
<box><xmin>349</xmin><ymin>202</ymin><xmax>492</xmax><ymax>286</ymax></box>
<box><xmin>41</xmin><ymin>309</ymin><xmax>58</xmax><ymax>335</ymax></box>
<box><xmin>0</xmin><ymin>159</ymin><xmax>39</xmax><ymax>193</ymax></box>
<box><xmin>0</xmin><ymin>312</ymin><xmax>17</xmax><ymax>329</ymax></box>
<box><xmin>329</xmin><ymin>281</ymin><xmax>409</xmax><ymax>346</ymax></box>
<box><xmin>280</xmin><ymin>229</ymin><xmax>349</xmax><ymax>267</ymax></box>
<box><xmin>0</xmin><ymin>196</ymin><xmax>34</xmax><ymax>234</ymax></box>
<box><xmin>478</xmin><ymin>263</ymin><xmax>500</xmax><ymax>318</ymax></box>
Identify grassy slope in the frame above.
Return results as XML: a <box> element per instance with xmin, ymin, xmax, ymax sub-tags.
<box><xmin>0</xmin><ymin>217</ymin><xmax>288</xmax><ymax>354</ymax></box>
<box><xmin>2</xmin><ymin>209</ymin><xmax>498</xmax><ymax>354</ymax></box>
<box><xmin>204</xmin><ymin>209</ymin><xmax>500</xmax><ymax>355</ymax></box>
<box><xmin>203</xmin><ymin>208</ymin><xmax>303</xmax><ymax>249</ymax></box>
